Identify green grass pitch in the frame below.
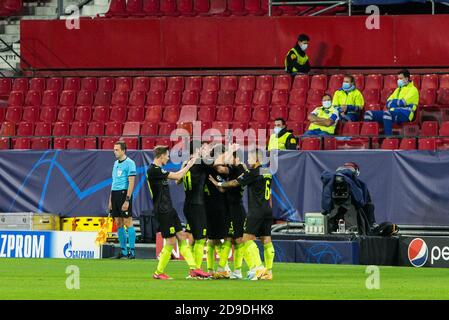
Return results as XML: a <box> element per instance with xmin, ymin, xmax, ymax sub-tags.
<box><xmin>0</xmin><ymin>259</ymin><xmax>448</xmax><ymax>300</ymax></box>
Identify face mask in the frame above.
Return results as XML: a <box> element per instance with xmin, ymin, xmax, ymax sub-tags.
<box><xmin>397</xmin><ymin>79</ymin><xmax>406</xmax><ymax>87</ymax></box>
<box><xmin>342</xmin><ymin>82</ymin><xmax>351</xmax><ymax>90</ymax></box>
<box><xmin>300</xmin><ymin>43</ymin><xmax>308</xmax><ymax>51</ymax></box>
<box><xmin>274</xmin><ymin>127</ymin><xmax>282</xmax><ymax>135</ymax></box>
<box><xmin>322</xmin><ymin>101</ymin><xmax>332</xmax><ymax>108</ymax></box>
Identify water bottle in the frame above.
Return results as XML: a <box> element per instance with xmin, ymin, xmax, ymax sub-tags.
<box><xmin>338</xmin><ymin>219</ymin><xmax>346</xmax><ymax>233</ymax></box>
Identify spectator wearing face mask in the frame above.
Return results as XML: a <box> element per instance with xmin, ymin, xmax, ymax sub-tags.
<box><xmin>303</xmin><ymin>94</ymin><xmax>340</xmax><ymax>136</ymax></box>
<box><xmin>284</xmin><ymin>34</ymin><xmax>311</xmax><ymax>76</ymax></box>
<box><xmin>267</xmin><ymin>118</ymin><xmax>298</xmax><ymax>151</ymax></box>
<box><xmin>332</xmin><ymin>75</ymin><xmax>365</xmax><ymax>122</ymax></box>
<box><xmin>364</xmin><ymin>69</ymin><xmax>419</xmax><ymax>136</ymax></box>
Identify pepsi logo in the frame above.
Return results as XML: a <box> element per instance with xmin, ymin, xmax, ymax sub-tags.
<box><xmin>408</xmin><ymin>238</ymin><xmax>428</xmax><ymax>267</ymax></box>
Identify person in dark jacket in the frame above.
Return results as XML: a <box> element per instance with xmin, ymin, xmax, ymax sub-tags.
<box><xmin>285</xmin><ymin>34</ymin><xmax>311</xmax><ymax>75</ymax></box>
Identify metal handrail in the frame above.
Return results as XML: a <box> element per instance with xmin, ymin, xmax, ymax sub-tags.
<box><xmin>0</xmin><ymin>38</ymin><xmax>34</xmax><ymax>75</ymax></box>
<box><xmin>268</xmin><ymin>0</ymin><xmax>351</xmax><ymax>16</ymax></box>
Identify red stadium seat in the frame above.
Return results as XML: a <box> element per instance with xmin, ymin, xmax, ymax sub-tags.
<box><xmin>228</xmin><ymin>0</ymin><xmax>247</xmax><ymax>15</ymax></box>
<box><xmin>31</xmin><ymin>138</ymin><xmax>50</xmax><ymax>150</ymax></box>
<box><xmin>150</xmin><ymin>77</ymin><xmax>167</xmax><ymax>92</ymax></box>
<box><xmin>306</xmin><ymin>89</ymin><xmax>325</xmax><ymax>107</ymax></box>
<box><xmin>211</xmin><ymin>121</ymin><xmax>230</xmax><ymax>135</ymax></box>
<box><xmin>198</xmin><ymin>105</ymin><xmax>216</xmax><ymax>123</ymax></box>
<box><xmin>178</xmin><ymin>105</ymin><xmax>197</xmax><ymax>122</ymax></box>
<box><xmin>271</xmin><ymin>90</ymin><xmax>289</xmax><ymax>106</ymax></box>
<box><xmin>77</xmin><ymin>90</ymin><xmax>94</xmax><ymax>106</ymax></box>
<box><xmin>288</xmin><ymin>105</ymin><xmax>305</xmax><ymax>122</ymax></box>
<box><xmin>145</xmin><ymin>105</ymin><xmax>163</xmax><ymax>123</ymax></box>
<box><xmin>360</xmin><ymin>122</ymin><xmax>379</xmax><ymax>136</ymax></box>
<box><xmin>209</xmin><ymin>0</ymin><xmax>230</xmax><ymax>16</ymax></box>
<box><xmin>106</xmin><ymin>0</ymin><xmax>128</xmax><ymax>16</ymax></box>
<box><xmin>216</xmin><ymin>106</ymin><xmax>234</xmax><ymax>122</ymax></box>
<box><xmin>419</xmin><ymin>88</ymin><xmax>437</xmax><ymax>106</ymax></box>
<box><xmin>336</xmin><ymin>138</ymin><xmax>369</xmax><ymax>150</ymax></box>
<box><xmin>292</xmin><ymin>75</ymin><xmax>309</xmax><ymax>90</ymax></box>
<box><xmin>129</xmin><ymin>90</ymin><xmax>146</xmax><ymax>106</ymax></box>
<box><xmin>34</xmin><ymin>122</ymin><xmax>52</xmax><ymax>136</ymax></box>
<box><xmin>217</xmin><ymin>90</ymin><xmax>235</xmax><ymax>106</ymax></box>
<box><xmin>289</xmin><ymin>89</ymin><xmax>307</xmax><ymax>107</ymax></box>
<box><xmin>252</xmin><ymin>90</ymin><xmax>271</xmax><ymax>106</ymax></box>
<box><xmin>182</xmin><ymin>90</ymin><xmax>199</xmax><ymax>105</ymax></box>
<box><xmin>147</xmin><ymin>90</ymin><xmax>164</xmax><ymax>106</ymax></box>
<box><xmin>256</xmin><ymin>75</ymin><xmax>273</xmax><ymax>91</ymax></box>
<box><xmin>245</xmin><ymin>0</ymin><xmax>264</xmax><ymax>15</ymax></box>
<box><xmin>439</xmin><ymin>121</ymin><xmax>449</xmax><ymax>136</ymax></box>
<box><xmin>439</xmin><ymin>74</ymin><xmax>449</xmax><ymax>89</ymax></box>
<box><xmin>176</xmin><ymin>122</ymin><xmax>194</xmax><ymax>136</ymax></box>
<box><xmin>46</xmin><ymin>78</ymin><xmax>63</xmax><ymax>92</ymax></box>
<box><xmin>105</xmin><ymin>122</ymin><xmax>123</xmax><ymax>136</ymax></box>
<box><xmin>323</xmin><ymin>137</ymin><xmax>336</xmax><ymax>150</ymax></box>
<box><xmin>127</xmin><ymin>106</ymin><xmax>145</xmax><ymax>122</ymax></box>
<box><xmin>383</xmin><ymin>75</ymin><xmax>397</xmax><ymax>90</ymax></box>
<box><xmin>84</xmin><ymin>138</ymin><xmax>98</xmax><ymax>149</ymax></box>
<box><xmin>352</xmin><ymin>74</ymin><xmax>365</xmax><ymax>91</ymax></box>
<box><xmin>59</xmin><ymin>90</ymin><xmax>77</xmax><ymax>107</ymax></box>
<box><xmin>301</xmin><ymin>137</ymin><xmax>321</xmax><ymax>150</ymax></box>
<box><xmin>310</xmin><ymin>75</ymin><xmax>327</xmax><ymax>91</ymax></box>
<box><xmin>410</xmin><ymin>75</ymin><xmax>421</xmax><ymax>89</ymax></box>
<box><xmin>0</xmin><ymin>78</ymin><xmax>12</xmax><ymax>98</ymax></box>
<box><xmin>235</xmin><ymin>90</ymin><xmax>253</xmax><ymax>106</ymax></box>
<box><xmin>185</xmin><ymin>76</ymin><xmax>202</xmax><ymax>91</ymax></box>
<box><xmin>178</xmin><ymin>0</ymin><xmax>196</xmax><ymax>16</ymax></box>
<box><xmin>421</xmin><ymin>121</ymin><xmax>439</xmax><ymax>136</ymax></box>
<box><xmin>160</xmin><ymin>0</ymin><xmax>179</xmax><ymax>16</ymax></box>
<box><xmin>167</xmin><ymin>77</ymin><xmax>184</xmax><ymax>91</ymax></box>
<box><xmin>437</xmin><ymin>88</ymin><xmax>449</xmax><ymax>106</ymax></box>
<box><xmin>54</xmin><ymin>138</ymin><xmax>68</xmax><ymax>150</ymax></box>
<box><xmin>270</xmin><ymin>105</ymin><xmax>288</xmax><ymax>121</ymax></box>
<box><xmin>401</xmin><ymin>123</ymin><xmax>419</xmax><ymax>137</ymax></box>
<box><xmin>13</xmin><ymin>138</ymin><xmax>31</xmax><ymax>150</ymax></box>
<box><xmin>64</xmin><ymin>77</ymin><xmax>81</xmax><ymax>91</ymax></box>
<box><xmin>29</xmin><ymin>78</ymin><xmax>46</xmax><ymax>92</ymax></box>
<box><xmin>8</xmin><ymin>91</ymin><xmax>24</xmax><ymax>107</ymax></box>
<box><xmin>421</xmin><ymin>74</ymin><xmax>438</xmax><ymax>90</ymax></box>
<box><xmin>70</xmin><ymin>122</ymin><xmax>88</xmax><ymax>136</ymax></box>
<box><xmin>12</xmin><ymin>78</ymin><xmax>29</xmax><ymax>92</ymax></box>
<box><xmin>5</xmin><ymin>106</ymin><xmax>22</xmax><ymax>123</ymax></box>
<box><xmin>122</xmin><ymin>121</ymin><xmax>141</xmax><ymax>136</ymax></box>
<box><xmin>203</xmin><ymin>76</ymin><xmax>219</xmax><ymax>91</ymax></box>
<box><xmin>365</xmin><ymin>104</ymin><xmax>381</xmax><ymax>111</ymax></box>
<box><xmin>365</xmin><ymin>74</ymin><xmax>383</xmax><ymax>90</ymax></box>
<box><xmin>88</xmin><ymin>122</ymin><xmax>105</xmax><ymax>136</ymax></box>
<box><xmin>418</xmin><ymin>138</ymin><xmax>436</xmax><ymax>150</ymax></box>
<box><xmin>39</xmin><ymin>106</ymin><xmax>57</xmax><ymax>123</ymax></box>
<box><xmin>238</xmin><ymin>76</ymin><xmax>256</xmax><ymax>91</ymax></box>
<box><xmin>252</xmin><ymin>105</ymin><xmax>269</xmax><ymax>123</ymax></box>
<box><xmin>111</xmin><ymin>91</ymin><xmax>129</xmax><ymax>106</ymax></box>
<box><xmin>159</xmin><ymin>122</ymin><xmax>177</xmax><ymax>136</ymax></box>
<box><xmin>363</xmin><ymin>89</ymin><xmax>380</xmax><ymax>105</ymax></box>
<box><xmin>0</xmin><ymin>121</ymin><xmax>15</xmax><ymax>136</ymax></box>
<box><xmin>249</xmin><ymin>122</ymin><xmax>267</xmax><ymax>139</ymax></box>
<box><xmin>163</xmin><ymin>106</ymin><xmax>180</xmax><ymax>123</ymax></box>
<box><xmin>133</xmin><ymin>77</ymin><xmax>150</xmax><ymax>92</ymax></box>
<box><xmin>53</xmin><ymin>122</ymin><xmax>70</xmax><ymax>136</ymax></box>
<box><xmin>81</xmin><ymin>77</ymin><xmax>98</xmax><ymax>92</ymax></box>
<box><xmin>341</xmin><ymin>122</ymin><xmax>362</xmax><ymax>136</ymax></box>
<box><xmin>328</xmin><ymin>74</ymin><xmax>344</xmax><ymax>95</ymax></box>
<box><xmin>57</xmin><ymin>106</ymin><xmax>74</xmax><ymax>123</ymax></box>
<box><xmin>234</xmin><ymin>106</ymin><xmax>251</xmax><ymax>123</ymax></box>
<box><xmin>0</xmin><ymin>138</ymin><xmax>10</xmax><ymax>150</ymax></box>
<box><xmin>381</xmin><ymin>138</ymin><xmax>399</xmax><ymax>150</ymax></box>
<box><xmin>92</xmin><ymin>106</ymin><xmax>110</xmax><ymax>123</ymax></box>
<box><xmin>141</xmin><ymin>122</ymin><xmax>158</xmax><ymax>136</ymax></box>
<box><xmin>101</xmin><ymin>137</ymin><xmax>121</xmax><ymax>150</ymax></box>
<box><xmin>399</xmin><ymin>138</ymin><xmax>417</xmax><ymax>150</ymax></box>
<box><xmin>98</xmin><ymin>77</ymin><xmax>115</xmax><ymax>92</ymax></box>
<box><xmin>22</xmin><ymin>106</ymin><xmax>39</xmax><ymax>123</ymax></box>
<box><xmin>115</xmin><ymin>77</ymin><xmax>133</xmax><ymax>92</ymax></box>
<box><xmin>110</xmin><ymin>105</ymin><xmax>127</xmax><ymax>123</ymax></box>
<box><xmin>141</xmin><ymin>137</ymin><xmax>156</xmax><ymax>149</ymax></box>
<box><xmin>221</xmin><ymin>76</ymin><xmax>238</xmax><ymax>92</ymax></box>
<box><xmin>67</xmin><ymin>138</ymin><xmax>85</xmax><ymax>150</ymax></box>
<box><xmin>126</xmin><ymin>0</ymin><xmax>144</xmax><ymax>15</ymax></box>
<box><xmin>195</xmin><ymin>0</ymin><xmax>210</xmax><ymax>15</ymax></box>
<box><xmin>94</xmin><ymin>91</ymin><xmax>112</xmax><ymax>106</ymax></box>
<box><xmin>121</xmin><ymin>137</ymin><xmax>138</xmax><ymax>149</ymax></box>
<box><xmin>286</xmin><ymin>122</ymin><xmax>304</xmax><ymax>136</ymax></box>
<box><xmin>380</xmin><ymin>88</ymin><xmax>394</xmax><ymax>104</ymax></box>
<box><xmin>17</xmin><ymin>122</ymin><xmax>34</xmax><ymax>136</ymax></box>
<box><xmin>164</xmin><ymin>90</ymin><xmax>181</xmax><ymax>106</ymax></box>
<box><xmin>143</xmin><ymin>0</ymin><xmax>161</xmax><ymax>16</ymax></box>
<box><xmin>199</xmin><ymin>90</ymin><xmax>218</xmax><ymax>106</ymax></box>
<box><xmin>274</xmin><ymin>75</ymin><xmax>292</xmax><ymax>91</ymax></box>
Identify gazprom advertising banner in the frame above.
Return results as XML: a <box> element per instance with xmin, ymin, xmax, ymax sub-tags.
<box><xmin>0</xmin><ymin>231</ymin><xmax>100</xmax><ymax>259</ymax></box>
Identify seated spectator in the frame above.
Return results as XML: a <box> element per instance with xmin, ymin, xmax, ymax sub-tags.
<box><xmin>284</xmin><ymin>34</ymin><xmax>311</xmax><ymax>76</ymax></box>
<box><xmin>268</xmin><ymin>118</ymin><xmax>298</xmax><ymax>151</ymax></box>
<box><xmin>303</xmin><ymin>94</ymin><xmax>339</xmax><ymax>136</ymax></box>
<box><xmin>332</xmin><ymin>75</ymin><xmax>364</xmax><ymax>122</ymax></box>
<box><xmin>364</xmin><ymin>69</ymin><xmax>419</xmax><ymax>136</ymax></box>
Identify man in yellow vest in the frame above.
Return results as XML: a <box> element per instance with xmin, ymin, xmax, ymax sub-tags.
<box><xmin>285</xmin><ymin>34</ymin><xmax>310</xmax><ymax>75</ymax></box>
<box><xmin>364</xmin><ymin>69</ymin><xmax>419</xmax><ymax>136</ymax></box>
<box><xmin>304</xmin><ymin>94</ymin><xmax>339</xmax><ymax>136</ymax></box>
<box><xmin>332</xmin><ymin>75</ymin><xmax>365</xmax><ymax>122</ymax></box>
<box><xmin>267</xmin><ymin>118</ymin><xmax>298</xmax><ymax>151</ymax></box>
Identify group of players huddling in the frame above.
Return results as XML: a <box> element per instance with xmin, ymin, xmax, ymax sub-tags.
<box><xmin>146</xmin><ymin>141</ymin><xmax>275</xmax><ymax>281</ymax></box>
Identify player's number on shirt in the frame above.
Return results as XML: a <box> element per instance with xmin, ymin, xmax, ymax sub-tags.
<box><xmin>183</xmin><ymin>171</ymin><xmax>192</xmax><ymax>191</ymax></box>
<box><xmin>265</xmin><ymin>180</ymin><xmax>271</xmax><ymax>200</ymax></box>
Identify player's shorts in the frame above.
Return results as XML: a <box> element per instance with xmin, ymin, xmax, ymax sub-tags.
<box><xmin>155</xmin><ymin>209</ymin><xmax>183</xmax><ymax>239</ymax></box>
<box><xmin>111</xmin><ymin>190</ymin><xmax>132</xmax><ymax>218</ymax></box>
<box><xmin>184</xmin><ymin>203</ymin><xmax>208</xmax><ymax>240</ymax></box>
<box><xmin>227</xmin><ymin>203</ymin><xmax>246</xmax><ymax>239</ymax></box>
<box><xmin>245</xmin><ymin>215</ymin><xmax>272</xmax><ymax>237</ymax></box>
<box><xmin>205</xmin><ymin>199</ymin><xmax>228</xmax><ymax>240</ymax></box>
